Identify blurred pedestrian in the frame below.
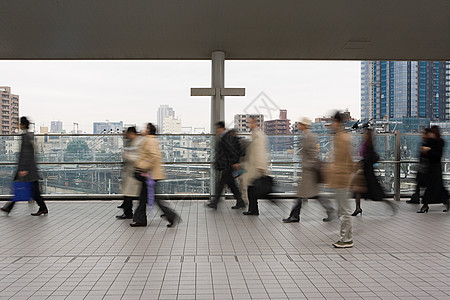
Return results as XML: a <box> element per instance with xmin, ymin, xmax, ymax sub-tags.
<box><xmin>328</xmin><ymin>112</ymin><xmax>353</xmax><ymax>248</ymax></box>
<box><xmin>116</xmin><ymin>127</ymin><xmax>143</xmax><ymax>219</ymax></box>
<box><xmin>351</xmin><ymin>129</ymin><xmax>397</xmax><ymax>216</ymax></box>
<box><xmin>130</xmin><ymin>123</ymin><xmax>180</xmax><ymax>227</ymax></box>
<box><xmin>283</xmin><ymin>117</ymin><xmax>334</xmax><ymax>223</ymax></box>
<box><xmin>407</xmin><ymin>128</ymin><xmax>432</xmax><ymax>204</ymax></box>
<box><xmin>1</xmin><ymin>117</ymin><xmax>48</xmax><ymax>216</ymax></box>
<box><xmin>418</xmin><ymin>126</ymin><xmax>449</xmax><ymax>213</ymax></box>
<box><xmin>207</xmin><ymin>122</ymin><xmax>245</xmax><ymax>210</ymax></box>
<box><xmin>243</xmin><ymin>117</ymin><xmax>269</xmax><ymax>216</ymax></box>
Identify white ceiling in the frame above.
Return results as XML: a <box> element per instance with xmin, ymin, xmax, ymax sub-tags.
<box><xmin>0</xmin><ymin>0</ymin><xmax>449</xmax><ymax>60</ymax></box>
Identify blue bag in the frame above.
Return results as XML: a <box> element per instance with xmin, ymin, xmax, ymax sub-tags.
<box><xmin>12</xmin><ymin>181</ymin><xmax>33</xmax><ymax>202</ymax></box>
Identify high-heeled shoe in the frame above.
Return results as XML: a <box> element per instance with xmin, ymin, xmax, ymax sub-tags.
<box><xmin>31</xmin><ymin>210</ymin><xmax>48</xmax><ymax>216</ymax></box>
<box><xmin>417</xmin><ymin>205</ymin><xmax>429</xmax><ymax>213</ymax></box>
<box><xmin>351</xmin><ymin>209</ymin><xmax>362</xmax><ymax>216</ymax></box>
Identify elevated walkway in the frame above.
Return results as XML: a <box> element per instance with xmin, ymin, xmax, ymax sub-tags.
<box><xmin>0</xmin><ymin>199</ymin><xmax>449</xmax><ymax>299</ymax></box>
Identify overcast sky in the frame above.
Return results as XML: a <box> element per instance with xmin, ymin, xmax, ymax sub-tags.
<box><xmin>0</xmin><ymin>60</ymin><xmax>361</xmax><ymax>133</ymax></box>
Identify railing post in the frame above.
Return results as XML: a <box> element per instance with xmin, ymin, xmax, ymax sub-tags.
<box><xmin>394</xmin><ymin>130</ymin><xmax>401</xmax><ymax>201</ymax></box>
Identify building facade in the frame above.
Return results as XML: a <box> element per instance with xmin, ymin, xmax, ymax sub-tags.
<box><xmin>157</xmin><ymin>105</ymin><xmax>175</xmax><ymax>132</ymax></box>
<box><xmin>234</xmin><ymin>114</ymin><xmax>264</xmax><ymax>133</ymax></box>
<box><xmin>0</xmin><ymin>87</ymin><xmax>19</xmax><ymax>134</ymax></box>
<box><xmin>93</xmin><ymin>121</ymin><xmax>124</xmax><ymax>134</ymax></box>
<box><xmin>361</xmin><ymin>61</ymin><xmax>450</xmax><ymax>121</ymax></box>
<box><xmin>50</xmin><ymin>121</ymin><xmax>63</xmax><ymax>133</ymax></box>
<box><xmin>264</xmin><ymin>110</ymin><xmax>290</xmax><ymax>134</ymax></box>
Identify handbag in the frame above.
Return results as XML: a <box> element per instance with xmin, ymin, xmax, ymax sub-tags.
<box><xmin>12</xmin><ymin>181</ymin><xmax>33</xmax><ymax>202</ymax></box>
<box><xmin>252</xmin><ymin>175</ymin><xmax>274</xmax><ymax>197</ymax></box>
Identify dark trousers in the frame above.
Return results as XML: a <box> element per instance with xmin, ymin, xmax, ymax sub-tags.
<box><xmin>3</xmin><ymin>181</ymin><xmax>47</xmax><ymax>212</ymax></box>
<box><xmin>248</xmin><ymin>186</ymin><xmax>259</xmax><ymax>213</ymax></box>
<box><xmin>122</xmin><ymin>196</ymin><xmax>135</xmax><ymax>217</ymax></box>
<box><xmin>133</xmin><ymin>181</ymin><xmax>177</xmax><ymax>225</ymax></box>
<box><xmin>211</xmin><ymin>169</ymin><xmax>244</xmax><ymax>206</ymax></box>
<box><xmin>289</xmin><ymin>198</ymin><xmax>303</xmax><ymax>219</ymax></box>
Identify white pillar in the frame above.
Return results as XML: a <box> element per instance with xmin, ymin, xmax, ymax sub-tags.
<box><xmin>211</xmin><ymin>51</ymin><xmax>225</xmax><ymax>133</ymax></box>
<box><xmin>210</xmin><ymin>51</ymin><xmax>225</xmax><ymax>199</ymax></box>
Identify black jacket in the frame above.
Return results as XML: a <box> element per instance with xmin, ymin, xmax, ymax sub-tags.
<box><xmin>15</xmin><ymin>132</ymin><xmax>39</xmax><ymax>182</ymax></box>
<box><xmin>215</xmin><ymin>131</ymin><xmax>241</xmax><ymax>170</ymax></box>
<box><xmin>423</xmin><ymin>138</ymin><xmax>448</xmax><ymax>204</ymax></box>
<box><xmin>362</xmin><ymin>145</ymin><xmax>385</xmax><ymax>201</ymax></box>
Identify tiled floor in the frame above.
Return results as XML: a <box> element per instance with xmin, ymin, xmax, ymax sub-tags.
<box><xmin>0</xmin><ymin>199</ymin><xmax>449</xmax><ymax>300</ymax></box>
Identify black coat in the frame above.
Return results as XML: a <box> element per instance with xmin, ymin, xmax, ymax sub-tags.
<box><xmin>15</xmin><ymin>132</ymin><xmax>39</xmax><ymax>182</ymax></box>
<box><xmin>215</xmin><ymin>131</ymin><xmax>241</xmax><ymax>170</ymax></box>
<box><xmin>362</xmin><ymin>146</ymin><xmax>385</xmax><ymax>201</ymax></box>
<box><xmin>422</xmin><ymin>138</ymin><xmax>449</xmax><ymax>205</ymax></box>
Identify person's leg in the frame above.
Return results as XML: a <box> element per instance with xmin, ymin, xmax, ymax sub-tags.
<box><xmin>244</xmin><ymin>186</ymin><xmax>259</xmax><ymax>215</ymax></box>
<box><xmin>352</xmin><ymin>193</ymin><xmax>362</xmax><ymax>216</ymax></box>
<box><xmin>122</xmin><ymin>196</ymin><xmax>134</xmax><ymax>218</ymax></box>
<box><xmin>316</xmin><ymin>195</ymin><xmax>335</xmax><ymax>221</ymax></box>
<box><xmin>224</xmin><ymin>170</ymin><xmax>245</xmax><ymax>207</ymax></box>
<box><xmin>154</xmin><ymin>182</ymin><xmax>179</xmax><ymax>227</ymax></box>
<box><xmin>336</xmin><ymin>188</ymin><xmax>353</xmax><ymax>243</ymax></box>
<box><xmin>209</xmin><ymin>171</ymin><xmax>226</xmax><ymax>208</ymax></box>
<box><xmin>32</xmin><ymin>181</ymin><xmax>47</xmax><ymax>212</ymax></box>
<box><xmin>290</xmin><ymin>198</ymin><xmax>302</xmax><ymax>219</ymax></box>
<box><xmin>1</xmin><ymin>200</ymin><xmax>15</xmax><ymax>212</ymax></box>
<box><xmin>132</xmin><ymin>182</ymin><xmax>147</xmax><ymax>225</ymax></box>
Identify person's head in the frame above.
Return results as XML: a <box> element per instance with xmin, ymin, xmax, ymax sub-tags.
<box><xmin>215</xmin><ymin>121</ymin><xmax>226</xmax><ymax>135</ymax></box>
<box><xmin>20</xmin><ymin>116</ymin><xmax>30</xmax><ymax>130</ymax></box>
<box><xmin>424</xmin><ymin>128</ymin><xmax>433</xmax><ymax>140</ymax></box>
<box><xmin>247</xmin><ymin>116</ymin><xmax>259</xmax><ymax>130</ymax></box>
<box><xmin>125</xmin><ymin>126</ymin><xmax>138</xmax><ymax>139</ymax></box>
<box><xmin>430</xmin><ymin>125</ymin><xmax>441</xmax><ymax>139</ymax></box>
<box><xmin>298</xmin><ymin>117</ymin><xmax>311</xmax><ymax>132</ymax></box>
<box><xmin>331</xmin><ymin>111</ymin><xmax>343</xmax><ymax>133</ymax></box>
<box><xmin>146</xmin><ymin>123</ymin><xmax>157</xmax><ymax>136</ymax></box>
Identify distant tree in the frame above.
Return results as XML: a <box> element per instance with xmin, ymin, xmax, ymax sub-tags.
<box><xmin>65</xmin><ymin>140</ymin><xmax>90</xmax><ymax>161</ymax></box>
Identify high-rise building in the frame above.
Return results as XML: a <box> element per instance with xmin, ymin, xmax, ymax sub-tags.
<box><xmin>157</xmin><ymin>105</ymin><xmax>175</xmax><ymax>132</ymax></box>
<box><xmin>234</xmin><ymin>114</ymin><xmax>264</xmax><ymax>133</ymax></box>
<box><xmin>0</xmin><ymin>86</ymin><xmax>19</xmax><ymax>134</ymax></box>
<box><xmin>162</xmin><ymin>115</ymin><xmax>182</xmax><ymax>134</ymax></box>
<box><xmin>264</xmin><ymin>110</ymin><xmax>291</xmax><ymax>134</ymax></box>
<box><xmin>361</xmin><ymin>61</ymin><xmax>450</xmax><ymax>121</ymax></box>
<box><xmin>93</xmin><ymin>121</ymin><xmax>124</xmax><ymax>134</ymax></box>
<box><xmin>50</xmin><ymin>121</ymin><xmax>63</xmax><ymax>133</ymax></box>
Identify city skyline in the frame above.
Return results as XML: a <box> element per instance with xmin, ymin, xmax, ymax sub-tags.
<box><xmin>0</xmin><ymin>60</ymin><xmax>360</xmax><ymax>133</ymax></box>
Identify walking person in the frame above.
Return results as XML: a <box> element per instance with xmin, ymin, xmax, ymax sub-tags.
<box><xmin>283</xmin><ymin>117</ymin><xmax>335</xmax><ymax>223</ymax></box>
<box><xmin>207</xmin><ymin>122</ymin><xmax>246</xmax><ymax>210</ymax></box>
<box><xmin>1</xmin><ymin>117</ymin><xmax>48</xmax><ymax>216</ymax></box>
<box><xmin>243</xmin><ymin>117</ymin><xmax>269</xmax><ymax>216</ymax></box>
<box><xmin>328</xmin><ymin>112</ymin><xmax>354</xmax><ymax>248</ymax></box>
<box><xmin>351</xmin><ymin>129</ymin><xmax>397</xmax><ymax>216</ymax></box>
<box><xmin>406</xmin><ymin>128</ymin><xmax>432</xmax><ymax>204</ymax></box>
<box><xmin>417</xmin><ymin>126</ymin><xmax>450</xmax><ymax>213</ymax></box>
<box><xmin>130</xmin><ymin>123</ymin><xmax>180</xmax><ymax>227</ymax></box>
<box><xmin>116</xmin><ymin>127</ymin><xmax>143</xmax><ymax>219</ymax></box>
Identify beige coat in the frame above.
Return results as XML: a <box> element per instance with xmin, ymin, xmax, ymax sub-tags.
<box><xmin>135</xmin><ymin>135</ymin><xmax>166</xmax><ymax>180</ymax></box>
<box><xmin>298</xmin><ymin>130</ymin><xmax>319</xmax><ymax>198</ymax></box>
<box><xmin>122</xmin><ymin>136</ymin><xmax>143</xmax><ymax>197</ymax></box>
<box><xmin>242</xmin><ymin>128</ymin><xmax>269</xmax><ymax>186</ymax></box>
<box><xmin>327</xmin><ymin>131</ymin><xmax>353</xmax><ymax>188</ymax></box>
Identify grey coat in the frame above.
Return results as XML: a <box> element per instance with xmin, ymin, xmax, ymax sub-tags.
<box><xmin>15</xmin><ymin>132</ymin><xmax>39</xmax><ymax>182</ymax></box>
<box><xmin>122</xmin><ymin>137</ymin><xmax>143</xmax><ymax>197</ymax></box>
<box><xmin>298</xmin><ymin>130</ymin><xmax>319</xmax><ymax>198</ymax></box>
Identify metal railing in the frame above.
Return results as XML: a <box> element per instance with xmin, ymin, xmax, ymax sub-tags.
<box><xmin>0</xmin><ymin>132</ymin><xmax>448</xmax><ymax>200</ymax></box>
